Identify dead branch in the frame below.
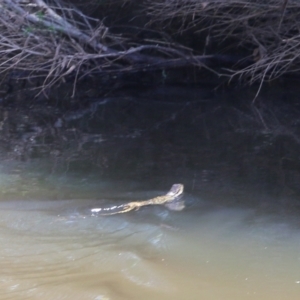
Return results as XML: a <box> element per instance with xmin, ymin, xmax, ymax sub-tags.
<box><xmin>146</xmin><ymin>0</ymin><xmax>300</xmax><ymax>83</ymax></box>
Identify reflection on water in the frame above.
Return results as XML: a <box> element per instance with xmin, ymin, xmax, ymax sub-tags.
<box><xmin>1</xmin><ymin>87</ymin><xmax>300</xmax><ymax>299</ymax></box>
<box><xmin>0</xmin><ymin>177</ymin><xmax>300</xmax><ymax>300</ymax></box>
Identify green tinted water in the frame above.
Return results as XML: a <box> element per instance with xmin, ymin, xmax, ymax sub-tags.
<box><xmin>0</xmin><ymin>87</ymin><xmax>300</xmax><ymax>299</ymax></box>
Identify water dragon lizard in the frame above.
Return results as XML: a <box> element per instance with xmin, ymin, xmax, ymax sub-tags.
<box><xmin>90</xmin><ymin>183</ymin><xmax>184</xmax><ymax>215</ymax></box>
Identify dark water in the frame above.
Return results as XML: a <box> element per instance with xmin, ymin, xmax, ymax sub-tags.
<box><xmin>0</xmin><ymin>86</ymin><xmax>300</xmax><ymax>299</ymax></box>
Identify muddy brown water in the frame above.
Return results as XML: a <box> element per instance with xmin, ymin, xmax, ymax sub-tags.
<box><xmin>0</xmin><ymin>86</ymin><xmax>300</xmax><ymax>299</ymax></box>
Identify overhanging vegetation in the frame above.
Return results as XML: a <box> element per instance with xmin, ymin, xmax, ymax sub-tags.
<box><xmin>0</xmin><ymin>0</ymin><xmax>299</xmax><ymax>93</ymax></box>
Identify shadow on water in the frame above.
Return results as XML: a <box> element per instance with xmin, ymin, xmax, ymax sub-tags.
<box><xmin>0</xmin><ymin>86</ymin><xmax>300</xmax><ymax>299</ymax></box>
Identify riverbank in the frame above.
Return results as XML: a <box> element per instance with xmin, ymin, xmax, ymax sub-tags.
<box><xmin>1</xmin><ymin>0</ymin><xmax>299</xmax><ymax>98</ymax></box>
